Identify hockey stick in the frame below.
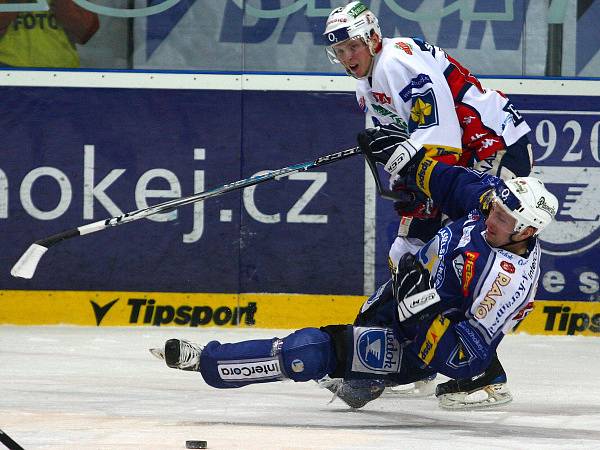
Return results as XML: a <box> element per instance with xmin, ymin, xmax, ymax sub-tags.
<box><xmin>11</xmin><ymin>146</ymin><xmax>361</xmax><ymax>279</ymax></box>
<box><xmin>0</xmin><ymin>428</ymin><xmax>25</xmax><ymax>450</ymax></box>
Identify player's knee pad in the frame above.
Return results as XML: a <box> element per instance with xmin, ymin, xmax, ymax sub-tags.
<box><xmin>279</xmin><ymin>327</ymin><xmax>337</xmax><ymax>382</ymax></box>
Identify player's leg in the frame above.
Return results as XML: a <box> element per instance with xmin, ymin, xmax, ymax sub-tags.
<box><xmin>151</xmin><ymin>327</ymin><xmax>338</xmax><ymax>388</ymax></box>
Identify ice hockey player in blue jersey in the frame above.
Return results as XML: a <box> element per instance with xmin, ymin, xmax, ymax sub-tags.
<box><xmin>322</xmin><ymin>1</ymin><xmax>535</xmax><ymax>405</ymax></box>
<box><xmin>150</xmin><ymin>144</ymin><xmax>557</xmax><ymax>411</ymax></box>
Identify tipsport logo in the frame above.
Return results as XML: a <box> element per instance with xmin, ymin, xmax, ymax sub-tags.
<box><xmin>532</xmin><ymin>166</ymin><xmax>600</xmax><ymax>256</ymax></box>
<box><xmin>353</xmin><ymin>328</ymin><xmax>401</xmax><ymax>374</ymax></box>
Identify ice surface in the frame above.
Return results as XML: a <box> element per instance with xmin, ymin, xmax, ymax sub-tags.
<box><xmin>1</xmin><ymin>326</ymin><xmax>600</xmax><ymax>449</ymax></box>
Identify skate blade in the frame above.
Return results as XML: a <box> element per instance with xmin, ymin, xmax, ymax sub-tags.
<box><xmin>384</xmin><ymin>380</ymin><xmax>436</xmax><ymax>398</ymax></box>
<box><xmin>438</xmin><ymin>384</ymin><xmax>513</xmax><ymax>410</ymax></box>
<box><xmin>149</xmin><ymin>347</ymin><xmax>165</xmax><ymax>360</ymax></box>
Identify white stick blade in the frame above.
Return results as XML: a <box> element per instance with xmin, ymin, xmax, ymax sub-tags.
<box><xmin>11</xmin><ymin>244</ymin><xmax>48</xmax><ymax>279</ymax></box>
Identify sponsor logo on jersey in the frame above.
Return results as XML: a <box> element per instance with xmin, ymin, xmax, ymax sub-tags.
<box><xmin>408</xmin><ymin>88</ymin><xmax>439</xmax><ymax>130</ymax></box>
<box><xmin>418</xmin><ymin>314</ymin><xmax>450</xmax><ymax>365</ymax></box>
<box><xmin>370</xmin><ymin>104</ymin><xmax>409</xmax><ymax>129</ymax></box>
<box><xmin>438</xmin><ymin>228</ymin><xmax>452</xmax><ymax>256</ymax></box>
<box><xmin>399</xmin><ymin>73</ymin><xmax>432</xmax><ymax>102</ymax></box>
<box><xmin>353</xmin><ymin>328</ymin><xmax>401</xmax><ymax>373</ymax></box>
<box><xmin>500</xmin><ymin>260</ymin><xmax>515</xmax><ymax>274</ymax></box>
<box><xmin>457</xmin><ymin>225</ymin><xmax>475</xmax><ymax>249</ymax></box>
<box><xmin>453</xmin><ymin>254</ymin><xmax>465</xmax><ymax>279</ymax></box>
<box><xmin>462</xmin><ymin>251</ymin><xmax>479</xmax><ymax>296</ymax></box>
<box><xmin>395</xmin><ymin>41</ymin><xmax>413</xmax><ymax>55</ymax></box>
<box><xmin>415</xmin><ymin>156</ymin><xmax>435</xmax><ymax>192</ymax></box>
<box><xmin>479</xmin><ymin>138</ymin><xmax>499</xmax><ymax>150</ymax></box>
<box><xmin>475</xmin><ymin>273</ymin><xmax>511</xmax><ymax>319</ymax></box>
<box><xmin>218</xmin><ymin>359</ymin><xmax>282</xmax><ymax>381</ymax></box>
<box><xmin>372</xmin><ymin>91</ymin><xmax>391</xmax><ymax>105</ymax></box>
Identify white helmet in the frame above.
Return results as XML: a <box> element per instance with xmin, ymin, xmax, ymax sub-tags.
<box><xmin>322</xmin><ymin>2</ymin><xmax>381</xmax><ymax>68</ymax></box>
<box><xmin>493</xmin><ymin>177</ymin><xmax>558</xmax><ymax>236</ymax></box>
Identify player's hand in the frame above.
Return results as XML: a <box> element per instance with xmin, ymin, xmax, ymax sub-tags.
<box><xmin>357</xmin><ymin>123</ymin><xmax>408</xmax><ymax>163</ymax></box>
<box><xmin>393</xmin><ymin>253</ymin><xmax>440</xmax><ymax>322</ymax></box>
<box><xmin>357</xmin><ymin>124</ymin><xmax>419</xmax><ymax>177</ymax></box>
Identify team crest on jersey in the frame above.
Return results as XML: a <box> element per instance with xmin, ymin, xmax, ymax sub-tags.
<box><xmin>408</xmin><ymin>88</ymin><xmax>439</xmax><ymax>131</ymax></box>
<box><xmin>447</xmin><ymin>342</ymin><xmax>475</xmax><ymax>369</ymax></box>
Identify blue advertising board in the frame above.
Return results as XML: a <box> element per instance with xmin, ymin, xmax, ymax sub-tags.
<box><xmin>1</xmin><ymin>83</ymin><xmax>599</xmax><ymax>301</ymax></box>
<box><xmin>0</xmin><ymin>86</ymin><xmax>364</xmax><ymax>294</ymax></box>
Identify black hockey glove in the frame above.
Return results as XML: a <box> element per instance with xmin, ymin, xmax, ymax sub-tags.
<box><xmin>393</xmin><ymin>253</ymin><xmax>441</xmax><ymax>323</ymax></box>
<box><xmin>358</xmin><ymin>123</ymin><xmax>421</xmax><ymax>179</ymax></box>
<box><xmin>357</xmin><ymin>123</ymin><xmax>409</xmax><ymax>164</ymax></box>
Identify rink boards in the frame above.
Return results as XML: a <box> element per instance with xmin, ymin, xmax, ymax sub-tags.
<box><xmin>1</xmin><ymin>290</ymin><xmax>599</xmax><ymax>336</ymax></box>
<box><xmin>0</xmin><ymin>72</ymin><xmax>599</xmax><ymax>334</ymax></box>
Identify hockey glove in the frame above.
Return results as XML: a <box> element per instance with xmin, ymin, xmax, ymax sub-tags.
<box><xmin>391</xmin><ymin>166</ymin><xmax>439</xmax><ymax>219</ymax></box>
<box><xmin>357</xmin><ymin>123</ymin><xmax>419</xmax><ymax>177</ymax></box>
<box><xmin>393</xmin><ymin>253</ymin><xmax>441</xmax><ymax>322</ymax></box>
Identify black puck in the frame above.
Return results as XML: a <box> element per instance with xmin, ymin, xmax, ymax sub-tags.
<box><xmin>186</xmin><ymin>440</ymin><xmax>207</xmax><ymax>449</ymax></box>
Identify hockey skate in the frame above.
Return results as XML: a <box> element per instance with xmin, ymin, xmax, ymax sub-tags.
<box><xmin>435</xmin><ymin>358</ymin><xmax>512</xmax><ymax>410</ymax></box>
<box><xmin>384</xmin><ymin>374</ymin><xmax>437</xmax><ymax>397</ymax></box>
<box><xmin>149</xmin><ymin>338</ymin><xmax>203</xmax><ymax>371</ymax></box>
<box><xmin>317</xmin><ymin>376</ymin><xmax>385</xmax><ymax>409</ymax></box>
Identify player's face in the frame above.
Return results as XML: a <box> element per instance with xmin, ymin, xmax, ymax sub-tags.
<box><xmin>484</xmin><ymin>200</ymin><xmax>518</xmax><ymax>247</ymax></box>
<box><xmin>333</xmin><ymin>38</ymin><xmax>372</xmax><ymax>78</ymax></box>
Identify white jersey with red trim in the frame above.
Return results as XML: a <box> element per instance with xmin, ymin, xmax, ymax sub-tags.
<box><xmin>356</xmin><ymin>37</ymin><xmax>531</xmax><ymax>163</ymax></box>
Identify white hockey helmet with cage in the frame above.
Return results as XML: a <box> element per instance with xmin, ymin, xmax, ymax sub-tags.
<box><xmin>322</xmin><ymin>2</ymin><xmax>382</xmax><ymax>65</ymax></box>
<box><xmin>492</xmin><ymin>177</ymin><xmax>558</xmax><ymax>236</ymax></box>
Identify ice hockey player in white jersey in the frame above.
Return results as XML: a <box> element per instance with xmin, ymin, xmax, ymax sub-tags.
<box><xmin>321</xmin><ymin>1</ymin><xmax>534</xmax><ymax>406</ymax></box>
<box><xmin>150</xmin><ymin>154</ymin><xmax>558</xmax><ymax>412</ymax></box>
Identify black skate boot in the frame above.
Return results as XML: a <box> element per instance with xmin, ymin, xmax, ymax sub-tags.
<box><xmin>149</xmin><ymin>338</ymin><xmax>202</xmax><ymax>371</ymax></box>
<box><xmin>435</xmin><ymin>355</ymin><xmax>512</xmax><ymax>410</ymax></box>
